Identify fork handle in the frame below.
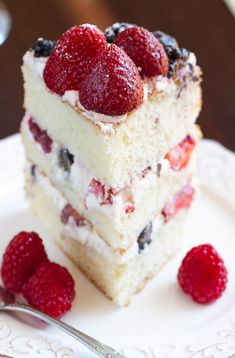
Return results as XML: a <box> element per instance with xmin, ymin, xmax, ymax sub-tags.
<box><xmin>1</xmin><ymin>303</ymin><xmax>125</xmax><ymax>358</ymax></box>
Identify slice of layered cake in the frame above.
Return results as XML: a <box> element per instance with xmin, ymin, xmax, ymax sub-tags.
<box><xmin>21</xmin><ymin>23</ymin><xmax>202</xmax><ymax>306</ymax></box>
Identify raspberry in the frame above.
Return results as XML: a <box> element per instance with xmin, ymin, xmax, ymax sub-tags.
<box><xmin>28</xmin><ymin>118</ymin><xmax>52</xmax><ymax>153</ymax></box>
<box><xmin>22</xmin><ymin>262</ymin><xmax>75</xmax><ymax>318</ymax></box>
<box><xmin>61</xmin><ymin>204</ymin><xmax>86</xmax><ymax>226</ymax></box>
<box><xmin>115</xmin><ymin>26</ymin><xmax>169</xmax><ymax>78</ymax></box>
<box><xmin>178</xmin><ymin>244</ymin><xmax>228</xmax><ymax>304</ymax></box>
<box><xmin>165</xmin><ymin>135</ymin><xmax>196</xmax><ymax>171</ymax></box>
<box><xmin>43</xmin><ymin>25</ymin><xmax>106</xmax><ymax>95</ymax></box>
<box><xmin>162</xmin><ymin>185</ymin><xmax>195</xmax><ymax>222</ymax></box>
<box><xmin>79</xmin><ymin>44</ymin><xmax>144</xmax><ymax>116</ymax></box>
<box><xmin>1</xmin><ymin>232</ymin><xmax>48</xmax><ymax>293</ymax></box>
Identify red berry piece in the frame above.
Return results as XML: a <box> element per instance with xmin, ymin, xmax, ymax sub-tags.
<box><xmin>88</xmin><ymin>178</ymin><xmax>105</xmax><ymax>201</ymax></box>
<box><xmin>162</xmin><ymin>185</ymin><xmax>195</xmax><ymax>223</ymax></box>
<box><xmin>61</xmin><ymin>204</ymin><xmax>86</xmax><ymax>226</ymax></box>
<box><xmin>28</xmin><ymin>118</ymin><xmax>52</xmax><ymax>153</ymax></box>
<box><xmin>102</xmin><ymin>189</ymin><xmax>114</xmax><ymax>205</ymax></box>
<box><xmin>43</xmin><ymin>25</ymin><xmax>106</xmax><ymax>95</ymax></box>
<box><xmin>1</xmin><ymin>232</ymin><xmax>48</xmax><ymax>293</ymax></box>
<box><xmin>23</xmin><ymin>262</ymin><xmax>75</xmax><ymax>318</ymax></box>
<box><xmin>178</xmin><ymin>244</ymin><xmax>228</xmax><ymax>304</ymax></box>
<box><xmin>165</xmin><ymin>135</ymin><xmax>196</xmax><ymax>171</ymax></box>
<box><xmin>79</xmin><ymin>44</ymin><xmax>144</xmax><ymax>115</ymax></box>
<box><xmin>125</xmin><ymin>203</ymin><xmax>135</xmax><ymax>214</ymax></box>
<box><xmin>88</xmin><ymin>179</ymin><xmax>113</xmax><ymax>206</ymax></box>
<box><xmin>115</xmin><ymin>26</ymin><xmax>169</xmax><ymax>78</ymax></box>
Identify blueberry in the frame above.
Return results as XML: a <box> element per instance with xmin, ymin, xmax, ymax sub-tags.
<box><xmin>153</xmin><ymin>31</ymin><xmax>179</xmax><ymax>50</ymax></box>
<box><xmin>157</xmin><ymin>163</ymin><xmax>162</xmax><ymax>177</ymax></box>
<box><xmin>153</xmin><ymin>31</ymin><xmax>191</xmax><ymax>78</ymax></box>
<box><xmin>105</xmin><ymin>22</ymin><xmax>136</xmax><ymax>43</ymax></box>
<box><xmin>153</xmin><ymin>31</ymin><xmax>181</xmax><ymax>62</ymax></box>
<box><xmin>167</xmin><ymin>61</ymin><xmax>179</xmax><ymax>78</ymax></box>
<box><xmin>30</xmin><ymin>164</ymin><xmax>36</xmax><ymax>177</ymax></box>
<box><xmin>31</xmin><ymin>38</ymin><xmax>56</xmax><ymax>58</ymax></box>
<box><xmin>137</xmin><ymin>222</ymin><xmax>153</xmax><ymax>253</ymax></box>
<box><xmin>180</xmin><ymin>48</ymin><xmax>189</xmax><ymax>61</ymax></box>
<box><xmin>58</xmin><ymin>148</ymin><xmax>74</xmax><ymax>173</ymax></box>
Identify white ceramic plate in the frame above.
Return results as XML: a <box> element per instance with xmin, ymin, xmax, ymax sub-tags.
<box><xmin>0</xmin><ymin>135</ymin><xmax>235</xmax><ymax>358</ymax></box>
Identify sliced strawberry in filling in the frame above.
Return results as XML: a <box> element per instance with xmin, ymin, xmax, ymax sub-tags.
<box><xmin>28</xmin><ymin>118</ymin><xmax>53</xmax><ymax>153</ymax></box>
<box><xmin>162</xmin><ymin>185</ymin><xmax>195</xmax><ymax>222</ymax></box>
<box><xmin>61</xmin><ymin>204</ymin><xmax>86</xmax><ymax>226</ymax></box>
<box><xmin>88</xmin><ymin>179</ymin><xmax>113</xmax><ymax>206</ymax></box>
<box><xmin>125</xmin><ymin>203</ymin><xmax>135</xmax><ymax>214</ymax></box>
<box><xmin>165</xmin><ymin>135</ymin><xmax>196</xmax><ymax>171</ymax></box>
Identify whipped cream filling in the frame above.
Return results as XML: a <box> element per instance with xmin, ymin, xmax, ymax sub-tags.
<box><xmin>23</xmin><ymin>50</ymin><xmax>198</xmax><ymax>132</ymax></box>
<box><xmin>23</xmin><ymin>113</ymin><xmax>182</xmax><ymax>220</ymax></box>
<box><xmin>23</xmin><ymin>51</ymin><xmax>47</xmax><ymax>80</ymax></box>
<box><xmin>30</xmin><ymin>161</ymin><xmax>164</xmax><ymax>264</ymax></box>
<box><xmin>22</xmin><ymin>113</ymin><xmax>180</xmax><ymax>221</ymax></box>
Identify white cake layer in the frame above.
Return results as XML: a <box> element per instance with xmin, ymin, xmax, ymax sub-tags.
<box><xmin>26</xmin><ymin>165</ymin><xmax>191</xmax><ymax>306</ymax></box>
<box><xmin>22</xmin><ymin>122</ymin><xmax>197</xmax><ymax>250</ymax></box>
<box><xmin>22</xmin><ymin>51</ymin><xmax>202</xmax><ymax>189</ymax></box>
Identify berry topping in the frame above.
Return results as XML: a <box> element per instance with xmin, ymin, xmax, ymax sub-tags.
<box><xmin>162</xmin><ymin>185</ymin><xmax>195</xmax><ymax>223</ymax></box>
<box><xmin>165</xmin><ymin>135</ymin><xmax>196</xmax><ymax>171</ymax></box>
<box><xmin>28</xmin><ymin>118</ymin><xmax>52</xmax><ymax>153</ymax></box>
<box><xmin>181</xmin><ymin>48</ymin><xmax>189</xmax><ymax>61</ymax></box>
<box><xmin>137</xmin><ymin>222</ymin><xmax>152</xmax><ymax>253</ymax></box>
<box><xmin>115</xmin><ymin>26</ymin><xmax>169</xmax><ymax>78</ymax></box>
<box><xmin>32</xmin><ymin>38</ymin><xmax>56</xmax><ymax>58</ymax></box>
<box><xmin>79</xmin><ymin>44</ymin><xmax>144</xmax><ymax>115</ymax></box>
<box><xmin>153</xmin><ymin>31</ymin><xmax>179</xmax><ymax>52</ymax></box>
<box><xmin>105</xmin><ymin>22</ymin><xmax>135</xmax><ymax>43</ymax></box>
<box><xmin>153</xmin><ymin>31</ymin><xmax>190</xmax><ymax>78</ymax></box>
<box><xmin>88</xmin><ymin>179</ymin><xmax>113</xmax><ymax>206</ymax></box>
<box><xmin>61</xmin><ymin>204</ymin><xmax>86</xmax><ymax>226</ymax></box>
<box><xmin>153</xmin><ymin>31</ymin><xmax>181</xmax><ymax>62</ymax></box>
<box><xmin>178</xmin><ymin>244</ymin><xmax>228</xmax><ymax>304</ymax></box>
<box><xmin>1</xmin><ymin>232</ymin><xmax>48</xmax><ymax>293</ymax></box>
<box><xmin>22</xmin><ymin>262</ymin><xmax>75</xmax><ymax>318</ymax></box>
<box><xmin>58</xmin><ymin>148</ymin><xmax>74</xmax><ymax>173</ymax></box>
<box><xmin>43</xmin><ymin>25</ymin><xmax>106</xmax><ymax>95</ymax></box>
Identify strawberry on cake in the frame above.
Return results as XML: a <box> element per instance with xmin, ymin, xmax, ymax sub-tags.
<box><xmin>21</xmin><ymin>23</ymin><xmax>202</xmax><ymax>306</ymax></box>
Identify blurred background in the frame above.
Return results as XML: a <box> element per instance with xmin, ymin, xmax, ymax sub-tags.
<box><xmin>0</xmin><ymin>0</ymin><xmax>235</xmax><ymax>150</ymax></box>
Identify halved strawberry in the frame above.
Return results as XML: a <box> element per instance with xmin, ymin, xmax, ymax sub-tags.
<box><xmin>162</xmin><ymin>185</ymin><xmax>195</xmax><ymax>222</ymax></box>
<box><xmin>43</xmin><ymin>25</ymin><xmax>106</xmax><ymax>95</ymax></box>
<box><xmin>115</xmin><ymin>26</ymin><xmax>169</xmax><ymax>78</ymax></box>
<box><xmin>79</xmin><ymin>44</ymin><xmax>144</xmax><ymax>115</ymax></box>
<box><xmin>165</xmin><ymin>135</ymin><xmax>196</xmax><ymax>171</ymax></box>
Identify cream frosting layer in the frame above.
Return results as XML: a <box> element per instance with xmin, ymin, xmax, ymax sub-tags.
<box><xmin>23</xmin><ymin>50</ymin><xmax>198</xmax><ymax>134</ymax></box>
<box><xmin>29</xmin><ymin>161</ymin><xmax>166</xmax><ymax>264</ymax></box>
<box><xmin>22</xmin><ymin>113</ymin><xmax>196</xmax><ymax>221</ymax></box>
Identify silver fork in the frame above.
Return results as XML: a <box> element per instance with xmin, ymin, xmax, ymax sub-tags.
<box><xmin>0</xmin><ymin>286</ymin><xmax>126</xmax><ymax>358</ymax></box>
<box><xmin>0</xmin><ymin>0</ymin><xmax>11</xmax><ymax>46</ymax></box>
